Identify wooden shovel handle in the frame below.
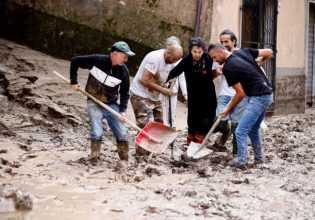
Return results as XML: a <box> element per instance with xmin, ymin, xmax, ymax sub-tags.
<box><xmin>53</xmin><ymin>71</ymin><xmax>162</xmax><ymax>144</ymax></box>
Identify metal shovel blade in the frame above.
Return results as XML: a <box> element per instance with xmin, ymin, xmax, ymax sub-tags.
<box><xmin>186</xmin><ymin>142</ymin><xmax>212</xmax><ymax>159</ymax></box>
<box><xmin>135</xmin><ymin>121</ymin><xmax>178</xmax><ymax>154</ymax></box>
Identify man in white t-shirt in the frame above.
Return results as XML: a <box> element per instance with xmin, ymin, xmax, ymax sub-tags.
<box><xmin>130</xmin><ymin>44</ymin><xmax>183</xmax><ymax>157</ymax></box>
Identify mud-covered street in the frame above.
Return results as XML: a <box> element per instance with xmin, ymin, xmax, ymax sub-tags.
<box><xmin>0</xmin><ymin>38</ymin><xmax>314</xmax><ymax>219</ymax></box>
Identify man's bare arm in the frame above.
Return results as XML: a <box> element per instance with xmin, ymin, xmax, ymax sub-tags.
<box><xmin>256</xmin><ymin>48</ymin><xmax>273</xmax><ymax>65</ymax></box>
<box><xmin>219</xmin><ymin>83</ymin><xmax>246</xmax><ymax>117</ymax></box>
<box><xmin>140</xmin><ymin>69</ymin><xmax>176</xmax><ymax>96</ymax></box>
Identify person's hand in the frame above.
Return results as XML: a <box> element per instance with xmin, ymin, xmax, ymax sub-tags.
<box><xmin>183</xmin><ymin>94</ymin><xmax>188</xmax><ymax>104</ymax></box>
<box><xmin>219</xmin><ymin>108</ymin><xmax>229</xmax><ymax>118</ymax></box>
<box><xmin>163</xmin><ymin>88</ymin><xmax>177</xmax><ymax>96</ymax></box>
<box><xmin>212</xmin><ymin>66</ymin><xmax>223</xmax><ymax>78</ymax></box>
<box><xmin>256</xmin><ymin>57</ymin><xmax>265</xmax><ymax>66</ymax></box>
<box><xmin>119</xmin><ymin>112</ymin><xmax>126</xmax><ymax>122</ymax></box>
<box><xmin>69</xmin><ymin>84</ymin><xmax>80</xmax><ymax>91</ymax></box>
<box><xmin>164</xmin><ymin>78</ymin><xmax>176</xmax><ymax>89</ymax></box>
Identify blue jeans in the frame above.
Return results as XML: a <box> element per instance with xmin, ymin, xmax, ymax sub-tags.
<box><xmin>216</xmin><ymin>95</ymin><xmax>249</xmax><ymax>123</ymax></box>
<box><xmin>235</xmin><ymin>94</ymin><xmax>273</xmax><ymax>165</ymax></box>
<box><xmin>87</xmin><ymin>100</ymin><xmax>128</xmax><ymax>142</ymax></box>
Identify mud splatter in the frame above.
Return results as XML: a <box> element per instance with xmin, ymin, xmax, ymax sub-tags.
<box><xmin>0</xmin><ymin>38</ymin><xmax>314</xmax><ymax>219</ymax></box>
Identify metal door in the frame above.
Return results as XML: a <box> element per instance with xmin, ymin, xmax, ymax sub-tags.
<box><xmin>307</xmin><ymin>4</ymin><xmax>315</xmax><ymax>106</ymax></box>
<box><xmin>241</xmin><ymin>0</ymin><xmax>278</xmax><ymax>112</ymax></box>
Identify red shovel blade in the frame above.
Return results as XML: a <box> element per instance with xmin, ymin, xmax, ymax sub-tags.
<box><xmin>135</xmin><ymin>121</ymin><xmax>178</xmax><ymax>154</ymax></box>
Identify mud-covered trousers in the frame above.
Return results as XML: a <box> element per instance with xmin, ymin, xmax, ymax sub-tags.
<box><xmin>129</xmin><ymin>93</ymin><xmax>164</xmax><ymax>129</ymax></box>
<box><xmin>87</xmin><ymin>100</ymin><xmax>128</xmax><ymax>142</ymax></box>
<box><xmin>235</xmin><ymin>94</ymin><xmax>273</xmax><ymax>165</ymax></box>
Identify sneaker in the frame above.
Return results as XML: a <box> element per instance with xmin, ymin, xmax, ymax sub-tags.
<box><xmin>233</xmin><ymin>163</ymin><xmax>247</xmax><ymax>171</ymax></box>
<box><xmin>212</xmin><ymin>143</ymin><xmax>228</xmax><ymax>152</ymax></box>
<box><xmin>254</xmin><ymin>160</ymin><xmax>264</xmax><ymax>165</ymax></box>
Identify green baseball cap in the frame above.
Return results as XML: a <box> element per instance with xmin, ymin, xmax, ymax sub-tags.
<box><xmin>111</xmin><ymin>41</ymin><xmax>135</xmax><ymax>56</ymax></box>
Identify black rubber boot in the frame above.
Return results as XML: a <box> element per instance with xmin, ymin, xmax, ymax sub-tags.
<box><xmin>231</xmin><ymin>122</ymin><xmax>238</xmax><ymax>155</ymax></box>
<box><xmin>212</xmin><ymin>119</ymin><xmax>231</xmax><ymax>151</ymax></box>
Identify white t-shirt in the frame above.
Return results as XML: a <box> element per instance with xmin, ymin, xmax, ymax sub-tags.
<box><xmin>219</xmin><ymin>75</ymin><xmax>235</xmax><ymax>96</ymax></box>
<box><xmin>212</xmin><ymin>62</ymin><xmax>235</xmax><ymax>96</ymax></box>
<box><xmin>130</xmin><ymin>49</ymin><xmax>174</xmax><ymax>101</ymax></box>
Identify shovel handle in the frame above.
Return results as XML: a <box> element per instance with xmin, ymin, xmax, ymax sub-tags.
<box><xmin>53</xmin><ymin>71</ymin><xmax>162</xmax><ymax>144</ymax></box>
<box><xmin>202</xmin><ymin>115</ymin><xmax>222</xmax><ymax>146</ymax></box>
<box><xmin>192</xmin><ymin>115</ymin><xmax>222</xmax><ymax>156</ymax></box>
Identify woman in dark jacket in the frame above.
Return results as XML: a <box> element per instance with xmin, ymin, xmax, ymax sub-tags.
<box><xmin>166</xmin><ymin>37</ymin><xmax>217</xmax><ymax>144</ymax></box>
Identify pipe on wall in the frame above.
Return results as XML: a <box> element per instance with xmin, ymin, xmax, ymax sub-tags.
<box><xmin>194</xmin><ymin>0</ymin><xmax>204</xmax><ymax>37</ymax></box>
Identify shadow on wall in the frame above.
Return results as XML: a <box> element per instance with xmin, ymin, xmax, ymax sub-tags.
<box><xmin>0</xmin><ymin>1</ymin><xmax>153</xmax><ymax>76</ymax></box>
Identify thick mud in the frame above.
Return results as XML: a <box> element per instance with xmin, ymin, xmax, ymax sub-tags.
<box><xmin>0</xmin><ymin>38</ymin><xmax>314</xmax><ymax>219</ymax></box>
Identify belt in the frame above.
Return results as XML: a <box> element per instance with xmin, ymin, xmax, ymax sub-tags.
<box><xmin>261</xmin><ymin>92</ymin><xmax>272</xmax><ymax>96</ymax></box>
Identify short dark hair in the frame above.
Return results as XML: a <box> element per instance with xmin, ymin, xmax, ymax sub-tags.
<box><xmin>208</xmin><ymin>43</ymin><xmax>226</xmax><ymax>52</ymax></box>
<box><xmin>219</xmin><ymin>29</ymin><xmax>237</xmax><ymax>47</ymax></box>
<box><xmin>189</xmin><ymin>37</ymin><xmax>206</xmax><ymax>52</ymax></box>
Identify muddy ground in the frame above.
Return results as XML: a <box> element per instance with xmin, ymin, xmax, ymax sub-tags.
<box><xmin>0</xmin><ymin>38</ymin><xmax>314</xmax><ymax>220</ymax></box>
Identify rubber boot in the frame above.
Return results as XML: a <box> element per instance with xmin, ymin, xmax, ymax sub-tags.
<box><xmin>219</xmin><ymin>130</ymin><xmax>231</xmax><ymax>146</ymax></box>
<box><xmin>213</xmin><ymin>131</ymin><xmax>231</xmax><ymax>152</ymax></box>
<box><xmin>135</xmin><ymin>144</ymin><xmax>151</xmax><ymax>163</ymax></box>
<box><xmin>231</xmin><ymin>122</ymin><xmax>238</xmax><ymax>155</ymax></box>
<box><xmin>212</xmin><ymin>120</ymin><xmax>231</xmax><ymax>151</ymax></box>
<box><xmin>90</xmin><ymin>140</ymin><xmax>101</xmax><ymax>166</ymax></box>
<box><xmin>116</xmin><ymin>141</ymin><xmax>129</xmax><ymax>171</ymax></box>
<box><xmin>218</xmin><ymin>120</ymin><xmax>231</xmax><ymax>145</ymax></box>
<box><xmin>117</xmin><ymin>141</ymin><xmax>129</xmax><ymax>161</ymax></box>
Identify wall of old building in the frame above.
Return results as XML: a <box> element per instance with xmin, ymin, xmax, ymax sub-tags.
<box><xmin>1</xmin><ymin>0</ymin><xmax>215</xmax><ymax>75</ymax></box>
<box><xmin>9</xmin><ymin>0</ymin><xmax>213</xmax><ymax>52</ymax></box>
<box><xmin>209</xmin><ymin>0</ymin><xmax>241</xmax><ymax>44</ymax></box>
<box><xmin>275</xmin><ymin>0</ymin><xmax>306</xmax><ymax>114</ymax></box>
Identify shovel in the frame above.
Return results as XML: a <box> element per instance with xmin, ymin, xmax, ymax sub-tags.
<box><xmin>168</xmin><ymin>96</ymin><xmax>175</xmax><ymax>159</ymax></box>
<box><xmin>53</xmin><ymin>71</ymin><xmax>178</xmax><ymax>154</ymax></box>
<box><xmin>186</xmin><ymin>115</ymin><xmax>223</xmax><ymax>159</ymax></box>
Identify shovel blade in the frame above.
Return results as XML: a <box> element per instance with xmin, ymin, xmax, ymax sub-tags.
<box><xmin>187</xmin><ymin>141</ymin><xmax>212</xmax><ymax>159</ymax></box>
<box><xmin>135</xmin><ymin>121</ymin><xmax>178</xmax><ymax>154</ymax></box>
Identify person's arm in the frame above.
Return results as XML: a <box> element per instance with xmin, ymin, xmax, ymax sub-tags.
<box><xmin>258</xmin><ymin>48</ymin><xmax>273</xmax><ymax>59</ymax></box>
<box><xmin>69</xmin><ymin>55</ymin><xmax>99</xmax><ymax>90</ymax></box>
<box><xmin>70</xmin><ymin>55</ymin><xmax>97</xmax><ymax>84</ymax></box>
<box><xmin>166</xmin><ymin>58</ymin><xmax>185</xmax><ymax>82</ymax></box>
<box><xmin>140</xmin><ymin>69</ymin><xmax>176</xmax><ymax>96</ymax></box>
<box><xmin>219</xmin><ymin>83</ymin><xmax>245</xmax><ymax>117</ymax></box>
<box><xmin>212</xmin><ymin>63</ymin><xmax>224</xmax><ymax>78</ymax></box>
<box><xmin>118</xmin><ymin>67</ymin><xmax>130</xmax><ymax>113</ymax></box>
<box><xmin>178</xmin><ymin>73</ymin><xmax>188</xmax><ymax>101</ymax></box>
<box><xmin>256</xmin><ymin>49</ymin><xmax>273</xmax><ymax>66</ymax></box>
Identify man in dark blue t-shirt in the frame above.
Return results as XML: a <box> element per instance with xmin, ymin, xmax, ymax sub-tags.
<box><xmin>208</xmin><ymin>43</ymin><xmax>273</xmax><ymax>170</ymax></box>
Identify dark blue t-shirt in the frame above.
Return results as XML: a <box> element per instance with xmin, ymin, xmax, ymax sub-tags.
<box><xmin>223</xmin><ymin>48</ymin><xmax>273</xmax><ymax>96</ymax></box>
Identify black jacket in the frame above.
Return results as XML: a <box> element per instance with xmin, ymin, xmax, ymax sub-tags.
<box><xmin>70</xmin><ymin>54</ymin><xmax>130</xmax><ymax>112</ymax></box>
<box><xmin>167</xmin><ymin>53</ymin><xmax>217</xmax><ymax>135</ymax></box>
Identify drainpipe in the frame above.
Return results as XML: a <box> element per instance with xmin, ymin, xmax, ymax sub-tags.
<box><xmin>239</xmin><ymin>4</ymin><xmax>243</xmax><ymax>47</ymax></box>
<box><xmin>194</xmin><ymin>0</ymin><xmax>204</xmax><ymax>37</ymax></box>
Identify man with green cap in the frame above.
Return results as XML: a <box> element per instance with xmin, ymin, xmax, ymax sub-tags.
<box><xmin>69</xmin><ymin>41</ymin><xmax>135</xmax><ymax>166</ymax></box>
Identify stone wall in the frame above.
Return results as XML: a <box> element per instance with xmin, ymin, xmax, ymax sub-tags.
<box><xmin>9</xmin><ymin>0</ymin><xmax>213</xmax><ymax>51</ymax></box>
<box><xmin>275</xmin><ymin>68</ymin><xmax>306</xmax><ymax>114</ymax></box>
